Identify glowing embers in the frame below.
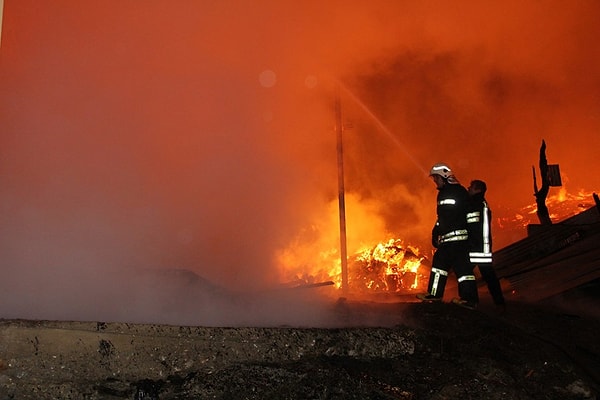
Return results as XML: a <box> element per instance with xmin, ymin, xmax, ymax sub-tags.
<box><xmin>349</xmin><ymin>239</ymin><xmax>428</xmax><ymax>294</ymax></box>
<box><xmin>278</xmin><ymin>237</ymin><xmax>428</xmax><ymax>295</ymax></box>
<box><xmin>498</xmin><ymin>187</ymin><xmax>597</xmax><ymax>229</ymax></box>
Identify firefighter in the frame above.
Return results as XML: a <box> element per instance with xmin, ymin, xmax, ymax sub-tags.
<box><xmin>467</xmin><ymin>179</ymin><xmax>506</xmax><ymax>309</ymax></box>
<box><xmin>417</xmin><ymin>163</ymin><xmax>479</xmax><ymax>309</ymax></box>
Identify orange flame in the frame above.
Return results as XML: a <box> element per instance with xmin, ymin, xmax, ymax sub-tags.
<box><xmin>350</xmin><ymin>239</ymin><xmax>427</xmax><ymax>294</ymax></box>
<box><xmin>499</xmin><ymin>186</ymin><xmax>596</xmax><ymax>230</ymax></box>
<box><xmin>277</xmin><ymin>233</ymin><xmax>428</xmax><ymax>294</ymax></box>
<box><xmin>277</xmin><ymin>182</ymin><xmax>596</xmax><ymax>295</ymax></box>
<box><xmin>275</xmin><ymin>195</ymin><xmax>430</xmax><ymax>295</ymax></box>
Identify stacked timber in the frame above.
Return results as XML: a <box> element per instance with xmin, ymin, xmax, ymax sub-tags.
<box><xmin>492</xmin><ymin>202</ymin><xmax>600</xmax><ymax>302</ymax></box>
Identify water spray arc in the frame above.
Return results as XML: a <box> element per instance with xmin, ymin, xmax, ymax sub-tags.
<box><xmin>333</xmin><ymin>80</ymin><xmax>429</xmax><ymax>296</ymax></box>
<box><xmin>336</xmin><ymin>81</ymin><xmax>428</xmax><ymax>176</ymax></box>
<box><xmin>333</xmin><ymin>80</ymin><xmax>431</xmax><ymax>293</ymax></box>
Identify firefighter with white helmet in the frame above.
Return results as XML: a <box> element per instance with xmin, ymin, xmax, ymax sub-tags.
<box><xmin>417</xmin><ymin>163</ymin><xmax>479</xmax><ymax>309</ymax></box>
<box><xmin>429</xmin><ymin>162</ymin><xmax>460</xmax><ymax>184</ymax></box>
<box><xmin>429</xmin><ymin>163</ymin><xmax>453</xmax><ymax>179</ymax></box>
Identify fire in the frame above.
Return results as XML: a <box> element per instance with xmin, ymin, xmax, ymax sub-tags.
<box><xmin>349</xmin><ymin>239</ymin><xmax>427</xmax><ymax>294</ymax></box>
<box><xmin>277</xmin><ymin>236</ymin><xmax>428</xmax><ymax>295</ymax></box>
<box><xmin>275</xmin><ymin>194</ymin><xmax>429</xmax><ymax>295</ymax></box>
<box><xmin>276</xmin><ymin>184</ymin><xmax>596</xmax><ymax>295</ymax></box>
<box><xmin>494</xmin><ymin>185</ymin><xmax>597</xmax><ymax>248</ymax></box>
<box><xmin>498</xmin><ymin>187</ymin><xmax>596</xmax><ymax>229</ymax></box>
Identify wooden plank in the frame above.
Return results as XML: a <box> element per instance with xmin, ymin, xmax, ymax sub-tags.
<box><xmin>560</xmin><ymin>205</ymin><xmax>600</xmax><ymax>225</ymax></box>
<box><xmin>487</xmin><ymin>203</ymin><xmax>600</xmax><ymax>302</ymax></box>
<box><xmin>494</xmin><ymin>220</ymin><xmax>600</xmax><ymax>272</ymax></box>
<box><xmin>504</xmin><ymin>250</ymin><xmax>600</xmax><ymax>301</ymax></box>
<box><xmin>508</xmin><ymin>265</ymin><xmax>600</xmax><ymax>302</ymax></box>
<box><xmin>498</xmin><ymin>231</ymin><xmax>600</xmax><ymax>279</ymax></box>
<box><xmin>494</xmin><ymin>226</ymin><xmax>596</xmax><ymax>276</ymax></box>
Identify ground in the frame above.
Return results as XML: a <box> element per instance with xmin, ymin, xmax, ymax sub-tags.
<box><xmin>0</xmin><ymin>292</ymin><xmax>599</xmax><ymax>400</ymax></box>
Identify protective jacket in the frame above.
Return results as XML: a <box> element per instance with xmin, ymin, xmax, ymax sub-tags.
<box><xmin>432</xmin><ymin>182</ymin><xmax>470</xmax><ymax>247</ymax></box>
<box><xmin>425</xmin><ymin>181</ymin><xmax>478</xmax><ymax>303</ymax></box>
<box><xmin>466</xmin><ymin>193</ymin><xmax>492</xmax><ymax>264</ymax></box>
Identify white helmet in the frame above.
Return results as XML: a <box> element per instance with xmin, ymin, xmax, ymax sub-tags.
<box><xmin>429</xmin><ymin>163</ymin><xmax>453</xmax><ymax>179</ymax></box>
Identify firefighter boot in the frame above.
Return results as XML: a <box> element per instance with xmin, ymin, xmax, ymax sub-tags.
<box><xmin>455</xmin><ymin>278</ymin><xmax>479</xmax><ymax>310</ymax></box>
<box><xmin>451</xmin><ymin>297</ymin><xmax>478</xmax><ymax>310</ymax></box>
<box><xmin>416</xmin><ymin>293</ymin><xmax>442</xmax><ymax>302</ymax></box>
<box><xmin>417</xmin><ymin>268</ymin><xmax>448</xmax><ymax>302</ymax></box>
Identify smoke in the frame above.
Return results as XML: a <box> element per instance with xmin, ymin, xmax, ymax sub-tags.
<box><xmin>1</xmin><ymin>1</ymin><xmax>599</xmax><ymax>325</ymax></box>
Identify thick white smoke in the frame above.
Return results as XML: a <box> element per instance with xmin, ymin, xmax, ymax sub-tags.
<box><xmin>0</xmin><ymin>1</ymin><xmax>598</xmax><ymax>325</ymax></box>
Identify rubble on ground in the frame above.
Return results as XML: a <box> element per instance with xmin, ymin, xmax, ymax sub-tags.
<box><xmin>0</xmin><ymin>299</ymin><xmax>598</xmax><ymax>399</ymax></box>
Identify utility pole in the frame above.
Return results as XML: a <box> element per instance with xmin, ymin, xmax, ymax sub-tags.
<box><xmin>335</xmin><ymin>85</ymin><xmax>349</xmax><ymax>295</ymax></box>
<box><xmin>0</xmin><ymin>0</ymin><xmax>4</xmax><ymax>49</ymax></box>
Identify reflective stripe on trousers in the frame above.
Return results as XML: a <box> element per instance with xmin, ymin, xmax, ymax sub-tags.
<box><xmin>430</xmin><ymin>267</ymin><xmax>448</xmax><ymax>296</ymax></box>
<box><xmin>457</xmin><ymin>274</ymin><xmax>476</xmax><ymax>283</ymax></box>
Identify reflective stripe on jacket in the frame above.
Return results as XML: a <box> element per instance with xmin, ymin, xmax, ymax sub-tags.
<box><xmin>467</xmin><ymin>197</ymin><xmax>492</xmax><ymax>264</ymax></box>
<box><xmin>438</xmin><ymin>229</ymin><xmax>469</xmax><ymax>244</ymax></box>
<box><xmin>433</xmin><ymin>183</ymin><xmax>470</xmax><ymax>247</ymax></box>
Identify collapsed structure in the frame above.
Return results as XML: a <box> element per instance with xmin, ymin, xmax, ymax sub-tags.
<box><xmin>493</xmin><ymin>194</ymin><xmax>600</xmax><ymax>302</ymax></box>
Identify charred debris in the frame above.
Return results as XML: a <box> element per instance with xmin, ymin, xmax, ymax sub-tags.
<box><xmin>494</xmin><ymin>140</ymin><xmax>600</xmax><ymax>305</ymax></box>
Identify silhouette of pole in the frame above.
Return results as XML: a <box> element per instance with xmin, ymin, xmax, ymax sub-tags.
<box><xmin>0</xmin><ymin>0</ymin><xmax>4</xmax><ymax>48</ymax></box>
<box><xmin>335</xmin><ymin>85</ymin><xmax>349</xmax><ymax>294</ymax></box>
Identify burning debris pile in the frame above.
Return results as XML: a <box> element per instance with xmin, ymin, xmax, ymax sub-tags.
<box><xmin>348</xmin><ymin>239</ymin><xmax>428</xmax><ymax>295</ymax></box>
<box><xmin>282</xmin><ymin>238</ymin><xmax>430</xmax><ymax>295</ymax></box>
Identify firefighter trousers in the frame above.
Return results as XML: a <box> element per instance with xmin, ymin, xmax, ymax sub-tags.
<box><xmin>427</xmin><ymin>242</ymin><xmax>479</xmax><ymax>304</ymax></box>
<box><xmin>476</xmin><ymin>263</ymin><xmax>505</xmax><ymax>306</ymax></box>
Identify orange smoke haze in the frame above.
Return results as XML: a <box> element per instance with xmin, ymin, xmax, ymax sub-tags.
<box><xmin>1</xmin><ymin>1</ymin><xmax>599</xmax><ymax>324</ymax></box>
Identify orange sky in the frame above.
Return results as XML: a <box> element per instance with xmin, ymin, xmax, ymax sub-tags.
<box><xmin>1</xmin><ymin>1</ymin><xmax>599</xmax><ymax>323</ymax></box>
